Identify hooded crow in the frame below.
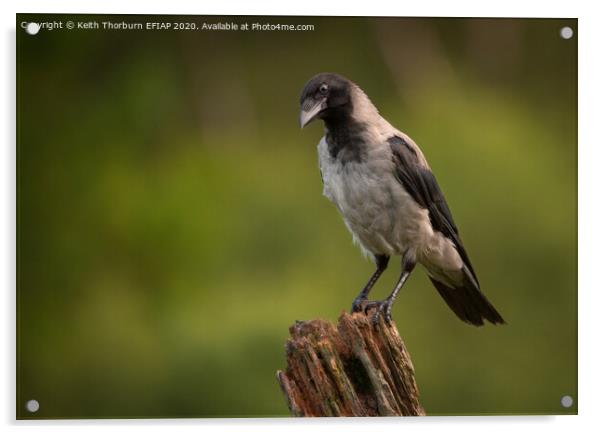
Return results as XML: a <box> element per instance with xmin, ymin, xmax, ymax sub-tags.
<box><xmin>300</xmin><ymin>72</ymin><xmax>505</xmax><ymax>326</ymax></box>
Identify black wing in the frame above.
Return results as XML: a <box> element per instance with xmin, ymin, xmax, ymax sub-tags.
<box><xmin>388</xmin><ymin>135</ymin><xmax>505</xmax><ymax>326</ymax></box>
<box><xmin>387</xmin><ymin>135</ymin><xmax>477</xmax><ymax>282</ymax></box>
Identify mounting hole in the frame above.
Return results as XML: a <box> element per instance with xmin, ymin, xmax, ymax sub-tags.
<box><xmin>25</xmin><ymin>22</ymin><xmax>40</xmax><ymax>35</ymax></box>
<box><xmin>560</xmin><ymin>395</ymin><xmax>573</xmax><ymax>408</ymax></box>
<box><xmin>25</xmin><ymin>399</ymin><xmax>39</xmax><ymax>413</ymax></box>
<box><xmin>560</xmin><ymin>26</ymin><xmax>574</xmax><ymax>40</ymax></box>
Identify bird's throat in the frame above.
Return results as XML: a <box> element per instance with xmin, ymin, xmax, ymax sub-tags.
<box><xmin>324</xmin><ymin>118</ymin><xmax>368</xmax><ymax>164</ymax></box>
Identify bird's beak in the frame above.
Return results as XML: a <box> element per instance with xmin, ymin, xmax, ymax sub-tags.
<box><xmin>300</xmin><ymin>98</ymin><xmax>327</xmax><ymax>128</ymax></box>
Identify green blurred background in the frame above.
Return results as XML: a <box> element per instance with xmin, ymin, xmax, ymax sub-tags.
<box><xmin>16</xmin><ymin>15</ymin><xmax>577</xmax><ymax>418</ymax></box>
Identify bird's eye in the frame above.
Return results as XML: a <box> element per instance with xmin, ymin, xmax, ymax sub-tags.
<box><xmin>319</xmin><ymin>84</ymin><xmax>328</xmax><ymax>94</ymax></box>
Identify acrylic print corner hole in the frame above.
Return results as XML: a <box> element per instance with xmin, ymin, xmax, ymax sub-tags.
<box><xmin>561</xmin><ymin>395</ymin><xmax>574</xmax><ymax>408</ymax></box>
<box><xmin>560</xmin><ymin>26</ymin><xmax>574</xmax><ymax>39</ymax></box>
<box><xmin>25</xmin><ymin>400</ymin><xmax>39</xmax><ymax>413</ymax></box>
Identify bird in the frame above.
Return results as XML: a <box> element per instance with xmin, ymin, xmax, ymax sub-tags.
<box><xmin>299</xmin><ymin>72</ymin><xmax>505</xmax><ymax>326</ymax></box>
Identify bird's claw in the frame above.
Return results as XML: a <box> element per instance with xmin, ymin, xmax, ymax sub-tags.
<box><xmin>362</xmin><ymin>299</ymin><xmax>393</xmax><ymax>326</ymax></box>
<box><xmin>350</xmin><ymin>295</ymin><xmax>367</xmax><ymax>313</ymax></box>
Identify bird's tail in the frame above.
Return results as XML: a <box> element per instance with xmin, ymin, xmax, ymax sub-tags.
<box><xmin>429</xmin><ymin>268</ymin><xmax>505</xmax><ymax>326</ymax></box>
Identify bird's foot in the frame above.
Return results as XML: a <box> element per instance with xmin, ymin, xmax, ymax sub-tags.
<box><xmin>350</xmin><ymin>295</ymin><xmax>368</xmax><ymax>313</ymax></box>
<box><xmin>362</xmin><ymin>299</ymin><xmax>394</xmax><ymax>326</ymax></box>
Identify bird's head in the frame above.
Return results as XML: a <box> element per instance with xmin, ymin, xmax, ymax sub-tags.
<box><xmin>299</xmin><ymin>73</ymin><xmax>353</xmax><ymax>128</ymax></box>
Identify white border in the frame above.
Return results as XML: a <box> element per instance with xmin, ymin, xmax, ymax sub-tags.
<box><xmin>3</xmin><ymin>1</ymin><xmax>600</xmax><ymax>433</ymax></box>
<box><xmin>6</xmin><ymin>0</ymin><xmax>581</xmax><ymax>17</ymax></box>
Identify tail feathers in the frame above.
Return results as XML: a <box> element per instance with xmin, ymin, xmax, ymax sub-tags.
<box><xmin>429</xmin><ymin>276</ymin><xmax>505</xmax><ymax>326</ymax></box>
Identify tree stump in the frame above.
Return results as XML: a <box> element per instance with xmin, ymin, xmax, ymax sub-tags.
<box><xmin>276</xmin><ymin>310</ymin><xmax>425</xmax><ymax>417</ymax></box>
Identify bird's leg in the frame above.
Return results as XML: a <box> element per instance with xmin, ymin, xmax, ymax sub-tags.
<box><xmin>350</xmin><ymin>255</ymin><xmax>389</xmax><ymax>313</ymax></box>
<box><xmin>364</xmin><ymin>253</ymin><xmax>416</xmax><ymax>325</ymax></box>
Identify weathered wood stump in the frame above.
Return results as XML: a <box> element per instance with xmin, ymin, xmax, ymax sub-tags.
<box><xmin>277</xmin><ymin>310</ymin><xmax>425</xmax><ymax>417</ymax></box>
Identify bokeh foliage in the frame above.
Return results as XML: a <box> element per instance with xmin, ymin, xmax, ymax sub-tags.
<box><xmin>17</xmin><ymin>15</ymin><xmax>577</xmax><ymax>418</ymax></box>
